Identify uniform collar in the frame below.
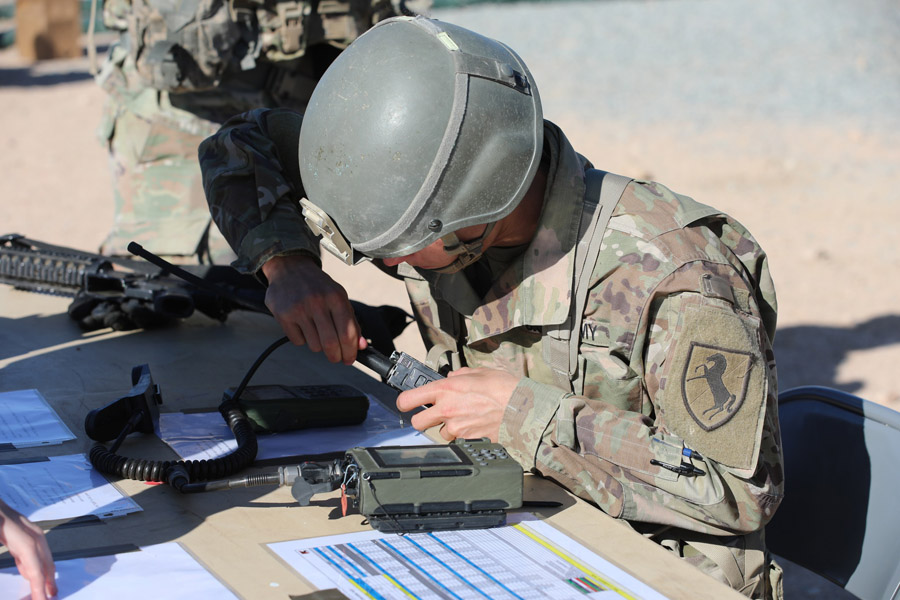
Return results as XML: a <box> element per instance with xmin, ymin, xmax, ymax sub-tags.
<box><xmin>464</xmin><ymin>121</ymin><xmax>589</xmax><ymax>343</ymax></box>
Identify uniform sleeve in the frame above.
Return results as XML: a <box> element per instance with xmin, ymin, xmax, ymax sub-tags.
<box><xmin>500</xmin><ymin>282</ymin><xmax>784</xmax><ymax>537</ymax></box>
<box><xmin>199</xmin><ymin>107</ymin><xmax>321</xmax><ymax>274</ymax></box>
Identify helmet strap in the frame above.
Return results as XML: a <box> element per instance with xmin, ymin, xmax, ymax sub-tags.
<box><xmin>433</xmin><ymin>222</ymin><xmax>496</xmax><ymax>274</ymax></box>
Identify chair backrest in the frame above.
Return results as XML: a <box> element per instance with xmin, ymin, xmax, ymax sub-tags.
<box><xmin>766</xmin><ymin>386</ymin><xmax>900</xmax><ymax>600</ymax></box>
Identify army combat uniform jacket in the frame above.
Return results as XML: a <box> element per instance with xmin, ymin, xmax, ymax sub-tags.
<box><xmin>200</xmin><ymin>110</ymin><xmax>784</xmax><ymax>597</ymax></box>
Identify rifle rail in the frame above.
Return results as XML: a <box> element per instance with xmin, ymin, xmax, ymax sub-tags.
<box><xmin>0</xmin><ymin>238</ymin><xmax>100</xmax><ymax>296</ymax></box>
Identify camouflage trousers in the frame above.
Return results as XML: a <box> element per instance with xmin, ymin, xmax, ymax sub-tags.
<box><xmin>98</xmin><ymin>90</ymin><xmax>232</xmax><ymax>262</ymax></box>
<box><xmin>639</xmin><ymin>525</ymin><xmax>784</xmax><ymax>599</ymax></box>
<box><xmin>96</xmin><ymin>44</ymin><xmax>238</xmax><ymax>262</ymax></box>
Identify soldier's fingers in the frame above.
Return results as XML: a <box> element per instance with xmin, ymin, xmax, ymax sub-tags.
<box><xmin>280</xmin><ymin>319</ymin><xmax>307</xmax><ymax>347</ymax></box>
<box><xmin>41</xmin><ymin>557</ymin><xmax>57</xmax><ymax>600</ymax></box>
<box><xmin>396</xmin><ymin>384</ymin><xmax>439</xmax><ymax>412</ymax></box>
<box><xmin>16</xmin><ymin>554</ymin><xmax>48</xmax><ymax>600</ymax></box>
<box><xmin>35</xmin><ymin>544</ymin><xmax>56</xmax><ymax>600</ymax></box>
<box><xmin>332</xmin><ymin>303</ymin><xmax>361</xmax><ymax>365</ymax></box>
<box><xmin>445</xmin><ymin>367</ymin><xmax>474</xmax><ymax>378</ymax></box>
<box><xmin>409</xmin><ymin>405</ymin><xmax>444</xmax><ymax>432</ymax></box>
<box><xmin>310</xmin><ymin>312</ymin><xmax>343</xmax><ymax>363</ymax></box>
<box><xmin>29</xmin><ymin>578</ymin><xmax>48</xmax><ymax>600</ymax></box>
<box><xmin>438</xmin><ymin>423</ymin><xmax>454</xmax><ymax>442</ymax></box>
<box><xmin>299</xmin><ymin>316</ymin><xmax>324</xmax><ymax>354</ymax></box>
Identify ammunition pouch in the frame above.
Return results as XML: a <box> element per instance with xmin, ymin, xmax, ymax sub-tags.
<box><xmin>107</xmin><ymin>0</ymin><xmax>399</xmax><ymax>93</ymax></box>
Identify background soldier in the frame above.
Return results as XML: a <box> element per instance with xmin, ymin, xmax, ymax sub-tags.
<box><xmin>93</xmin><ymin>0</ymin><xmax>429</xmax><ymax>262</ymax></box>
<box><xmin>200</xmin><ymin>17</ymin><xmax>784</xmax><ymax>598</ymax></box>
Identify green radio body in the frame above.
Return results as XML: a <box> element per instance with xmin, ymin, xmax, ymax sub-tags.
<box><xmin>342</xmin><ymin>438</ymin><xmax>523</xmax><ymax>532</ymax></box>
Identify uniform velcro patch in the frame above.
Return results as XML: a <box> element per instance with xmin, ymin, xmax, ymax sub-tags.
<box><xmin>664</xmin><ymin>304</ymin><xmax>767</xmax><ymax>472</ymax></box>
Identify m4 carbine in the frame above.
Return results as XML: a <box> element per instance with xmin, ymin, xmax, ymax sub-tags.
<box><xmin>0</xmin><ymin>234</ymin><xmax>411</xmax><ymax>353</ymax></box>
<box><xmin>0</xmin><ymin>233</ymin><xmax>265</xmax><ymax>330</ymax></box>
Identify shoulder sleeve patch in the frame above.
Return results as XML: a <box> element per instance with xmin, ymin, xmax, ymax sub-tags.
<box><xmin>663</xmin><ymin>304</ymin><xmax>767</xmax><ymax>473</ymax></box>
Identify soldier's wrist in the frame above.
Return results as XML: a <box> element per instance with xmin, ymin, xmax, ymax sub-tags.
<box><xmin>260</xmin><ymin>252</ymin><xmax>320</xmax><ymax>284</ymax></box>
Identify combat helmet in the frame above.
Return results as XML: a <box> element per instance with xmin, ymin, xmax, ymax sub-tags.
<box><xmin>298</xmin><ymin>16</ymin><xmax>543</xmax><ymax>265</ymax></box>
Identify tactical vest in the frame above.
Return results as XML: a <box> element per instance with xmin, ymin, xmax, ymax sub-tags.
<box><xmin>101</xmin><ymin>0</ymin><xmax>401</xmax><ymax>92</ymax></box>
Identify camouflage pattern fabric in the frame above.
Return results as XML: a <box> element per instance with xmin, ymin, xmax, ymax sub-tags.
<box><xmin>199</xmin><ymin>108</ymin><xmax>320</xmax><ymax>273</ymax></box>
<box><xmin>95</xmin><ymin>47</ymin><xmax>212</xmax><ymax>258</ymax></box>
<box><xmin>96</xmin><ymin>0</ymin><xmax>427</xmax><ymax>259</ymax></box>
<box><xmin>198</xmin><ymin>113</ymin><xmax>783</xmax><ymax>598</ymax></box>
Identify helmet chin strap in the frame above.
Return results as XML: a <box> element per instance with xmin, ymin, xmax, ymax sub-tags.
<box><xmin>432</xmin><ymin>222</ymin><xmax>497</xmax><ymax>275</ymax></box>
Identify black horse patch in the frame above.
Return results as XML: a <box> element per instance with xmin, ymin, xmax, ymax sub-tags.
<box><xmin>682</xmin><ymin>342</ymin><xmax>753</xmax><ymax>431</ymax></box>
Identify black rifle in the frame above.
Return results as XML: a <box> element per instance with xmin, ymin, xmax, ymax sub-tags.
<box><xmin>0</xmin><ymin>234</ymin><xmax>411</xmax><ymax>354</ymax></box>
<box><xmin>0</xmin><ymin>233</ymin><xmax>267</xmax><ymax>330</ymax></box>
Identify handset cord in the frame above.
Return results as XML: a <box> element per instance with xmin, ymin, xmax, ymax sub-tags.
<box><xmin>89</xmin><ymin>336</ymin><xmax>291</xmax><ymax>491</ymax></box>
<box><xmin>91</xmin><ymin>244</ymin><xmax>395</xmax><ymax>491</ymax></box>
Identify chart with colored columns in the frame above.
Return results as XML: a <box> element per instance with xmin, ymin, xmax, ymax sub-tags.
<box><xmin>270</xmin><ymin>520</ymin><xmax>669</xmax><ymax>600</ymax></box>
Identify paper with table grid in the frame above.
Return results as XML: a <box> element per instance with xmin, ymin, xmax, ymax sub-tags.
<box><xmin>269</xmin><ymin>518</ymin><xmax>670</xmax><ymax>599</ymax></box>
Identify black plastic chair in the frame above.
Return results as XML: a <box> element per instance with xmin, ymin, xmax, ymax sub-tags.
<box><xmin>767</xmin><ymin>386</ymin><xmax>900</xmax><ymax>600</ymax></box>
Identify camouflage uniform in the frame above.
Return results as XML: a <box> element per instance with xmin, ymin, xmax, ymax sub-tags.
<box><xmin>199</xmin><ymin>111</ymin><xmax>784</xmax><ymax>598</ymax></box>
<box><xmin>95</xmin><ymin>0</ymin><xmax>423</xmax><ymax>259</ymax></box>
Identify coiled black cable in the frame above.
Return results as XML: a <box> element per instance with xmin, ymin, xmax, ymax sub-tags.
<box><xmin>88</xmin><ymin>337</ymin><xmax>291</xmax><ymax>491</ymax></box>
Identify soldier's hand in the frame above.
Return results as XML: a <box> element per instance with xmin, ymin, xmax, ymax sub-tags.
<box><xmin>0</xmin><ymin>499</ymin><xmax>57</xmax><ymax>600</ymax></box>
<box><xmin>396</xmin><ymin>367</ymin><xmax>519</xmax><ymax>441</ymax></box>
<box><xmin>261</xmin><ymin>254</ymin><xmax>367</xmax><ymax>364</ymax></box>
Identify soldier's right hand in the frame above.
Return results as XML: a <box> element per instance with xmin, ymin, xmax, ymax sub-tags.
<box><xmin>260</xmin><ymin>254</ymin><xmax>367</xmax><ymax>365</ymax></box>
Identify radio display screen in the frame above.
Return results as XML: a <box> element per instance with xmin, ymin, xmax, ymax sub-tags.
<box><xmin>369</xmin><ymin>446</ymin><xmax>468</xmax><ymax>467</ymax></box>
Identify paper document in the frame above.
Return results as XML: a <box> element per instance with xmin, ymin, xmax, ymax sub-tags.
<box><xmin>159</xmin><ymin>395</ymin><xmax>430</xmax><ymax>462</ymax></box>
<box><xmin>0</xmin><ymin>542</ymin><xmax>238</xmax><ymax>599</ymax></box>
<box><xmin>269</xmin><ymin>518</ymin><xmax>670</xmax><ymax>599</ymax></box>
<box><xmin>0</xmin><ymin>388</ymin><xmax>75</xmax><ymax>448</ymax></box>
<box><xmin>0</xmin><ymin>454</ymin><xmax>141</xmax><ymax>522</ymax></box>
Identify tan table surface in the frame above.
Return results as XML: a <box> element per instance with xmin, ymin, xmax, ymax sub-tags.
<box><xmin>0</xmin><ymin>287</ymin><xmax>742</xmax><ymax>599</ymax></box>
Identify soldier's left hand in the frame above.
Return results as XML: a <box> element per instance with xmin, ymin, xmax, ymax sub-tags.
<box><xmin>396</xmin><ymin>367</ymin><xmax>519</xmax><ymax>442</ymax></box>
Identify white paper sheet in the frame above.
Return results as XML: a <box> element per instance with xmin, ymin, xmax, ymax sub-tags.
<box><xmin>269</xmin><ymin>518</ymin><xmax>671</xmax><ymax>600</ymax></box>
<box><xmin>0</xmin><ymin>542</ymin><xmax>238</xmax><ymax>600</ymax></box>
<box><xmin>159</xmin><ymin>395</ymin><xmax>430</xmax><ymax>462</ymax></box>
<box><xmin>0</xmin><ymin>389</ymin><xmax>75</xmax><ymax>448</ymax></box>
<box><xmin>0</xmin><ymin>454</ymin><xmax>141</xmax><ymax>522</ymax></box>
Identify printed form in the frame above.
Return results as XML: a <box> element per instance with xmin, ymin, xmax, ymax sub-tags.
<box><xmin>269</xmin><ymin>519</ymin><xmax>670</xmax><ymax>600</ymax></box>
<box><xmin>0</xmin><ymin>454</ymin><xmax>140</xmax><ymax>522</ymax></box>
<box><xmin>0</xmin><ymin>389</ymin><xmax>75</xmax><ymax>448</ymax></box>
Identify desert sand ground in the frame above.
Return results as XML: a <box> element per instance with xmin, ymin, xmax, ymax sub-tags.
<box><xmin>1</xmin><ymin>1</ymin><xmax>898</xmax><ymax>597</ymax></box>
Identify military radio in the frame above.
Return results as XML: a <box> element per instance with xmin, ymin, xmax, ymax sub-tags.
<box><xmin>344</xmin><ymin>439</ymin><xmax>522</xmax><ymax>531</ymax></box>
<box><xmin>285</xmin><ymin>439</ymin><xmax>523</xmax><ymax>532</ymax></box>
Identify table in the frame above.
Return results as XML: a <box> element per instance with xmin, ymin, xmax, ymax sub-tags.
<box><xmin>0</xmin><ymin>287</ymin><xmax>742</xmax><ymax>599</ymax></box>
